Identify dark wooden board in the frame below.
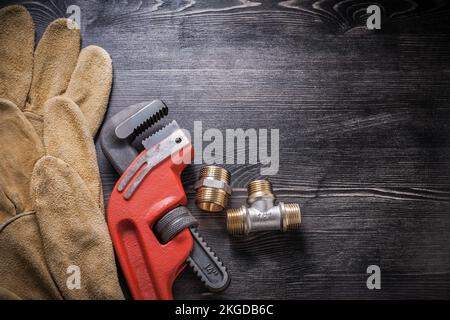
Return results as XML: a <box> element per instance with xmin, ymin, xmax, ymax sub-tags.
<box><xmin>4</xmin><ymin>0</ymin><xmax>450</xmax><ymax>299</ymax></box>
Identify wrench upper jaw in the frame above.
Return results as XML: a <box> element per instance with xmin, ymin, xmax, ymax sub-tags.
<box><xmin>99</xmin><ymin>100</ymin><xmax>169</xmax><ymax>175</ymax></box>
<box><xmin>99</xmin><ymin>112</ymin><xmax>138</xmax><ymax>175</ymax></box>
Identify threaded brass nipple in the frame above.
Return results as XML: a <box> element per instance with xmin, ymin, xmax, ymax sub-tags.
<box><xmin>195</xmin><ymin>166</ymin><xmax>232</xmax><ymax>212</ymax></box>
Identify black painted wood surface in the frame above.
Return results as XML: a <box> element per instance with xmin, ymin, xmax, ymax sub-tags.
<box><xmin>5</xmin><ymin>0</ymin><xmax>450</xmax><ymax>299</ymax></box>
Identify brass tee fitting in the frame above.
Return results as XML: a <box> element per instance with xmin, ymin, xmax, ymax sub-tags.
<box><xmin>195</xmin><ymin>166</ymin><xmax>232</xmax><ymax>212</ymax></box>
<box><xmin>227</xmin><ymin>180</ymin><xmax>301</xmax><ymax>235</ymax></box>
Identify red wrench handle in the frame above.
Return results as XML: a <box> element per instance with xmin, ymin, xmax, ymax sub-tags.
<box><xmin>107</xmin><ymin>145</ymin><xmax>194</xmax><ymax>300</ymax></box>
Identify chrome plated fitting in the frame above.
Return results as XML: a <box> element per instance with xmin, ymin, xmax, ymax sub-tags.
<box><xmin>194</xmin><ymin>166</ymin><xmax>232</xmax><ymax>212</ymax></box>
<box><xmin>227</xmin><ymin>180</ymin><xmax>301</xmax><ymax>235</ymax></box>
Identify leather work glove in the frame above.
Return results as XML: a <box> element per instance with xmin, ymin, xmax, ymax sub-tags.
<box><xmin>0</xmin><ymin>5</ymin><xmax>124</xmax><ymax>299</ymax></box>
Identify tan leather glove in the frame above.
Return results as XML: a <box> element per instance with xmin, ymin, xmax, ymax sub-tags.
<box><xmin>0</xmin><ymin>5</ymin><xmax>124</xmax><ymax>299</ymax></box>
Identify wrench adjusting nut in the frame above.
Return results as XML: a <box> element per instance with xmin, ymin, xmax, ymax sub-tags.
<box><xmin>194</xmin><ymin>166</ymin><xmax>231</xmax><ymax>212</ymax></box>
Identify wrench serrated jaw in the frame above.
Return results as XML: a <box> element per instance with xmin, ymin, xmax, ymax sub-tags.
<box><xmin>142</xmin><ymin>120</ymin><xmax>181</xmax><ymax>150</ymax></box>
<box><xmin>114</xmin><ymin>100</ymin><xmax>168</xmax><ymax>139</ymax></box>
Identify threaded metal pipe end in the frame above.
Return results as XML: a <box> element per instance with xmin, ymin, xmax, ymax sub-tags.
<box><xmin>195</xmin><ymin>166</ymin><xmax>231</xmax><ymax>212</ymax></box>
<box><xmin>226</xmin><ymin>206</ymin><xmax>247</xmax><ymax>235</ymax></box>
<box><xmin>196</xmin><ymin>187</ymin><xmax>229</xmax><ymax>212</ymax></box>
<box><xmin>247</xmin><ymin>180</ymin><xmax>274</xmax><ymax>205</ymax></box>
<box><xmin>199</xmin><ymin>165</ymin><xmax>231</xmax><ymax>184</ymax></box>
<box><xmin>247</xmin><ymin>179</ymin><xmax>273</xmax><ymax>196</ymax></box>
<box><xmin>282</xmin><ymin>203</ymin><xmax>301</xmax><ymax>232</ymax></box>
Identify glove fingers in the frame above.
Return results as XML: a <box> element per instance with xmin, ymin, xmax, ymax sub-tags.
<box><xmin>27</xmin><ymin>19</ymin><xmax>80</xmax><ymax>115</ymax></box>
<box><xmin>0</xmin><ymin>213</ymin><xmax>62</xmax><ymax>299</ymax></box>
<box><xmin>64</xmin><ymin>46</ymin><xmax>112</xmax><ymax>137</ymax></box>
<box><xmin>0</xmin><ymin>99</ymin><xmax>44</xmax><ymax>223</ymax></box>
<box><xmin>43</xmin><ymin>96</ymin><xmax>103</xmax><ymax>208</ymax></box>
<box><xmin>30</xmin><ymin>156</ymin><xmax>124</xmax><ymax>300</ymax></box>
<box><xmin>0</xmin><ymin>5</ymin><xmax>34</xmax><ymax>109</ymax></box>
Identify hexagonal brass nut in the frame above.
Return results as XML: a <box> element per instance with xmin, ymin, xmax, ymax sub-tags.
<box><xmin>194</xmin><ymin>178</ymin><xmax>232</xmax><ymax>195</ymax></box>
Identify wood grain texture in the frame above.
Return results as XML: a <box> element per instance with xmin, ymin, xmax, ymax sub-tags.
<box><xmin>4</xmin><ymin>0</ymin><xmax>450</xmax><ymax>299</ymax></box>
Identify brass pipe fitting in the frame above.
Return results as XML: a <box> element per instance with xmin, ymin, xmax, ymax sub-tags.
<box><xmin>194</xmin><ymin>166</ymin><xmax>232</xmax><ymax>212</ymax></box>
<box><xmin>227</xmin><ymin>180</ymin><xmax>301</xmax><ymax>235</ymax></box>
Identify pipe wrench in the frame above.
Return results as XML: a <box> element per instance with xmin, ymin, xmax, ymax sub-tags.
<box><xmin>99</xmin><ymin>100</ymin><xmax>229</xmax><ymax>300</ymax></box>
